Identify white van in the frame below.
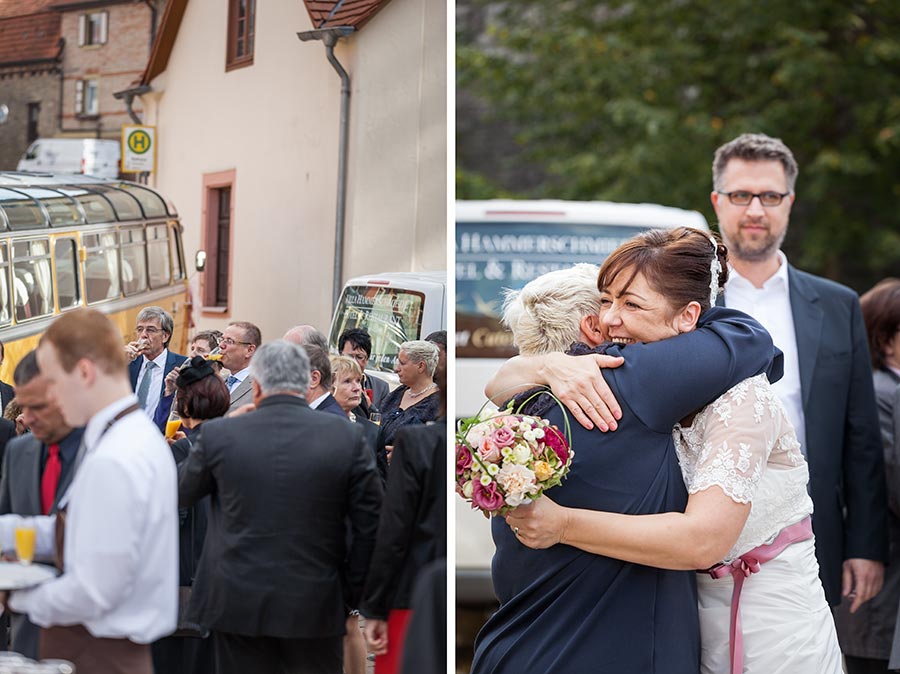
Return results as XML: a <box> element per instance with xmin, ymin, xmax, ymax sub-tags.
<box><xmin>328</xmin><ymin>271</ymin><xmax>447</xmax><ymax>387</ymax></box>
<box><xmin>17</xmin><ymin>138</ymin><xmax>120</xmax><ymax>179</ymax></box>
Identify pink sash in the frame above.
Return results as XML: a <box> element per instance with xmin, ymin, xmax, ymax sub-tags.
<box><xmin>701</xmin><ymin>516</ymin><xmax>813</xmax><ymax>674</ymax></box>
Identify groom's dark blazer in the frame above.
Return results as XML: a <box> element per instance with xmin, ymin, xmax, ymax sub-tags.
<box><xmin>783</xmin><ymin>267</ymin><xmax>885</xmax><ymax>605</ymax></box>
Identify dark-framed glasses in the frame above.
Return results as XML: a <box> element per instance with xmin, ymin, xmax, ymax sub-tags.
<box><xmin>135</xmin><ymin>326</ymin><xmax>162</xmax><ymax>335</ymax></box>
<box><xmin>218</xmin><ymin>336</ymin><xmax>252</xmax><ymax>347</ymax></box>
<box><xmin>718</xmin><ymin>190</ymin><xmax>791</xmax><ymax>207</ymax></box>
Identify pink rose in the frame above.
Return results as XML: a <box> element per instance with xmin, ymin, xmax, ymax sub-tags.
<box><xmin>456</xmin><ymin>444</ymin><xmax>473</xmax><ymax>473</ymax></box>
<box><xmin>479</xmin><ymin>440</ymin><xmax>501</xmax><ymax>464</ymax></box>
<box><xmin>491</xmin><ymin>426</ymin><xmax>516</xmax><ymax>448</ymax></box>
<box><xmin>472</xmin><ymin>480</ymin><xmax>505</xmax><ymax>512</ymax></box>
<box><xmin>543</xmin><ymin>427</ymin><xmax>570</xmax><ymax>464</ymax></box>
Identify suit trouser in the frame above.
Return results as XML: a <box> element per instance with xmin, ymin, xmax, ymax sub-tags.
<box><xmin>39</xmin><ymin>624</ymin><xmax>152</xmax><ymax>674</ymax></box>
<box><xmin>213</xmin><ymin>631</ymin><xmax>342</xmax><ymax>674</ymax></box>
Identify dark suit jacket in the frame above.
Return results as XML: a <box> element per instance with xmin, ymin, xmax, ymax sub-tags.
<box><xmin>0</xmin><ymin>430</ymin><xmax>82</xmax><ymax>657</ymax></box>
<box><xmin>0</xmin><ymin>417</ymin><xmax>16</xmax><ymax>472</ymax></box>
<box><xmin>724</xmin><ymin>266</ymin><xmax>887</xmax><ymax>605</ymax></box>
<box><xmin>129</xmin><ymin>350</ymin><xmax>186</xmax><ymax>432</ymax></box>
<box><xmin>315</xmin><ymin>393</ymin><xmax>347</xmax><ymax>418</ymax></box>
<box><xmin>178</xmin><ymin>394</ymin><xmax>383</xmax><ymax>639</ymax></box>
<box><xmin>0</xmin><ymin>380</ymin><xmax>14</xmax><ymax>414</ymax></box>
<box><xmin>360</xmin><ymin>422</ymin><xmax>446</xmax><ymax>619</ymax></box>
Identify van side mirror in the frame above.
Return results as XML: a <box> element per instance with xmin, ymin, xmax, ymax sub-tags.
<box><xmin>195</xmin><ymin>250</ymin><xmax>207</xmax><ymax>272</ymax></box>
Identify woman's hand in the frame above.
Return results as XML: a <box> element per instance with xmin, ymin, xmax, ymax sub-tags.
<box><xmin>163</xmin><ymin>369</ymin><xmax>179</xmax><ymax>398</ymax></box>
<box><xmin>536</xmin><ymin>353</ymin><xmax>623</xmax><ymax>431</ymax></box>
<box><xmin>505</xmin><ymin>496</ymin><xmax>570</xmax><ymax>549</ymax></box>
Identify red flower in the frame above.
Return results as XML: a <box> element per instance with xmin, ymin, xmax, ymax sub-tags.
<box><xmin>456</xmin><ymin>444</ymin><xmax>474</xmax><ymax>473</ymax></box>
<box><xmin>543</xmin><ymin>426</ymin><xmax>570</xmax><ymax>464</ymax></box>
<box><xmin>472</xmin><ymin>480</ymin><xmax>505</xmax><ymax>512</ymax></box>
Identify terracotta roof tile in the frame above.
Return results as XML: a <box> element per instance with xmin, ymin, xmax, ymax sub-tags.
<box><xmin>0</xmin><ymin>11</ymin><xmax>61</xmax><ymax>65</ymax></box>
<box><xmin>302</xmin><ymin>0</ymin><xmax>392</xmax><ymax>30</ymax></box>
<box><xmin>0</xmin><ymin>0</ymin><xmax>57</xmax><ymax>19</ymax></box>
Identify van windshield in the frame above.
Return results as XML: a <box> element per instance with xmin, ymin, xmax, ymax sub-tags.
<box><xmin>329</xmin><ymin>285</ymin><xmax>426</xmax><ymax>373</ymax></box>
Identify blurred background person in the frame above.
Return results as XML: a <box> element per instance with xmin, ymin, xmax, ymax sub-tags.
<box><xmin>0</xmin><ymin>337</ymin><xmax>14</xmax><ymax>412</ymax></box>
<box><xmin>362</xmin><ymin>361</ymin><xmax>446</xmax><ymax>674</ymax></box>
<box><xmin>339</xmin><ymin>327</ymin><xmax>389</xmax><ymax>415</ymax></box>
<box><xmin>836</xmin><ymin>277</ymin><xmax>900</xmax><ymax>674</ymax></box>
<box><xmin>0</xmin><ymin>350</ymin><xmax>84</xmax><ymax>658</ymax></box>
<box><xmin>424</xmin><ymin>330</ymin><xmax>447</xmax><ymax>372</ymax></box>
<box><xmin>283</xmin><ymin>324</ymin><xmax>328</xmax><ymax>350</ymax></box>
<box><xmin>306</xmin><ymin>346</ymin><xmax>346</xmax><ymax>417</ymax></box>
<box><xmin>155</xmin><ymin>330</ymin><xmax>225</xmax><ymax>429</ymax></box>
<box><xmin>218</xmin><ymin>321</ymin><xmax>261</xmax><ymax>413</ymax></box>
<box><xmin>377</xmin><ymin>341</ymin><xmax>440</xmax><ymax>464</ymax></box>
<box><xmin>152</xmin><ymin>356</ymin><xmax>230</xmax><ymax>674</ymax></box>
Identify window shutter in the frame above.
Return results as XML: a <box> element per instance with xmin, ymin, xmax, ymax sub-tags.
<box><xmin>75</xmin><ymin>80</ymin><xmax>84</xmax><ymax>114</ymax></box>
<box><xmin>99</xmin><ymin>12</ymin><xmax>108</xmax><ymax>44</ymax></box>
<box><xmin>78</xmin><ymin>15</ymin><xmax>86</xmax><ymax>46</ymax></box>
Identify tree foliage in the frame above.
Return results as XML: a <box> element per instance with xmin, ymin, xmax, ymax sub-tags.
<box><xmin>456</xmin><ymin>0</ymin><xmax>900</xmax><ymax>291</ymax></box>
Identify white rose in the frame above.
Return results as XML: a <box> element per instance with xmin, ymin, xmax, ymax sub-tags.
<box><xmin>512</xmin><ymin>444</ymin><xmax>532</xmax><ymax>464</ymax></box>
<box><xmin>462</xmin><ymin>480</ymin><xmax>474</xmax><ymax>498</ymax></box>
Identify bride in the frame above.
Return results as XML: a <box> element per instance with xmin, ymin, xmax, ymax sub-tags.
<box><xmin>492</xmin><ymin>228</ymin><xmax>841</xmax><ymax>674</ymax></box>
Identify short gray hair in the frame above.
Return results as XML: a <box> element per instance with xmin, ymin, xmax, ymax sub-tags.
<box><xmin>283</xmin><ymin>325</ymin><xmax>327</xmax><ymax>349</ymax></box>
<box><xmin>249</xmin><ymin>340</ymin><xmax>310</xmax><ymax>396</ymax></box>
<box><xmin>137</xmin><ymin>306</ymin><xmax>174</xmax><ymax>345</ymax></box>
<box><xmin>400</xmin><ymin>340</ymin><xmax>439</xmax><ymax>377</ymax></box>
<box><xmin>712</xmin><ymin>133</ymin><xmax>799</xmax><ymax>192</ymax></box>
<box><xmin>502</xmin><ymin>263</ymin><xmax>601</xmax><ymax>355</ymax></box>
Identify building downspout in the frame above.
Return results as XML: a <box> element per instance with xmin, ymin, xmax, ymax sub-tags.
<box><xmin>297</xmin><ymin>26</ymin><xmax>355</xmax><ymax>309</ymax></box>
<box><xmin>323</xmin><ymin>33</ymin><xmax>351</xmax><ymax>309</ymax></box>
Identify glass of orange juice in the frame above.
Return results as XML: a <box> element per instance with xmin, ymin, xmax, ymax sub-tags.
<box><xmin>165</xmin><ymin>408</ymin><xmax>182</xmax><ymax>440</ymax></box>
<box><xmin>14</xmin><ymin>518</ymin><xmax>36</xmax><ymax>565</ymax></box>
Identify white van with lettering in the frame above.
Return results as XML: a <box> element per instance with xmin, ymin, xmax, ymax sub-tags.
<box><xmin>455</xmin><ymin>199</ymin><xmax>708</xmax><ymax>610</ymax></box>
<box><xmin>17</xmin><ymin>138</ymin><xmax>121</xmax><ymax>179</ymax></box>
<box><xmin>328</xmin><ymin>271</ymin><xmax>447</xmax><ymax>387</ymax></box>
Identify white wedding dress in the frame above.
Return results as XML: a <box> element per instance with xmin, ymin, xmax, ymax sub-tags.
<box><xmin>674</xmin><ymin>374</ymin><xmax>842</xmax><ymax>674</ymax></box>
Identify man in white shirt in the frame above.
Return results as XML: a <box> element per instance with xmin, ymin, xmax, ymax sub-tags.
<box><xmin>125</xmin><ymin>306</ymin><xmax>186</xmax><ymax>432</ymax></box>
<box><xmin>0</xmin><ymin>308</ymin><xmax>178</xmax><ymax>673</ymax></box>
<box><xmin>711</xmin><ymin>133</ymin><xmax>886</xmax><ymax>617</ymax></box>
<box><xmin>219</xmin><ymin>321</ymin><xmax>260</xmax><ymax>413</ymax></box>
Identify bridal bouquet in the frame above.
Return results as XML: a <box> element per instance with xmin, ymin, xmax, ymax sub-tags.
<box><xmin>456</xmin><ymin>402</ymin><xmax>573</xmax><ymax>516</ymax></box>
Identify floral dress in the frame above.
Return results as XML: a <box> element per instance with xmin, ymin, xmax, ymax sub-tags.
<box><xmin>674</xmin><ymin>374</ymin><xmax>842</xmax><ymax>674</ymax></box>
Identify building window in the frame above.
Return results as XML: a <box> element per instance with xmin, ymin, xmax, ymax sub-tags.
<box><xmin>27</xmin><ymin>103</ymin><xmax>40</xmax><ymax>144</ymax></box>
<box><xmin>226</xmin><ymin>0</ymin><xmax>255</xmax><ymax>71</ymax></box>
<box><xmin>75</xmin><ymin>79</ymin><xmax>99</xmax><ymax>117</ymax></box>
<box><xmin>201</xmin><ymin>170</ymin><xmax>235</xmax><ymax>312</ymax></box>
<box><xmin>78</xmin><ymin>12</ymin><xmax>108</xmax><ymax>46</ymax></box>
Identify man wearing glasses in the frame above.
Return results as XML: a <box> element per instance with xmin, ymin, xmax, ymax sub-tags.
<box><xmin>127</xmin><ymin>306</ymin><xmax>186</xmax><ymax>432</ymax></box>
<box><xmin>218</xmin><ymin>321</ymin><xmax>261</xmax><ymax>413</ymax></box>
<box><xmin>711</xmin><ymin>134</ymin><xmax>887</xmax><ymax>627</ymax></box>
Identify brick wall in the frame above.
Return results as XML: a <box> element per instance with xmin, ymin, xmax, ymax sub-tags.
<box><xmin>0</xmin><ymin>66</ymin><xmax>61</xmax><ymax>169</ymax></box>
<box><xmin>60</xmin><ymin>2</ymin><xmax>153</xmax><ymax>138</ymax></box>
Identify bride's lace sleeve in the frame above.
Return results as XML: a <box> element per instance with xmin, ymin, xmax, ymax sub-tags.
<box><xmin>682</xmin><ymin>376</ymin><xmax>783</xmax><ymax>504</ymax></box>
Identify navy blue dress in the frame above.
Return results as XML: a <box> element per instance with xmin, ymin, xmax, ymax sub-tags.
<box><xmin>471</xmin><ymin>307</ymin><xmax>783</xmax><ymax>674</ymax></box>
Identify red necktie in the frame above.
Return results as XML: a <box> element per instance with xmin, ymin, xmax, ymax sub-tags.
<box><xmin>41</xmin><ymin>443</ymin><xmax>62</xmax><ymax>515</ymax></box>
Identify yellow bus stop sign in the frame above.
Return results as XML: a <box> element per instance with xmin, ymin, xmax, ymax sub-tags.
<box><xmin>121</xmin><ymin>125</ymin><xmax>156</xmax><ymax>173</ymax></box>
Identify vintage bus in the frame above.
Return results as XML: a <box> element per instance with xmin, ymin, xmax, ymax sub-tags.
<box><xmin>0</xmin><ymin>172</ymin><xmax>190</xmax><ymax>382</ymax></box>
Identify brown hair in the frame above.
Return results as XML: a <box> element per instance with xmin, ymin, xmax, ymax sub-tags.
<box><xmin>228</xmin><ymin>321</ymin><xmax>262</xmax><ymax>347</ymax></box>
<box><xmin>176</xmin><ymin>374</ymin><xmax>230</xmax><ymax>420</ymax></box>
<box><xmin>712</xmin><ymin>133</ymin><xmax>799</xmax><ymax>192</ymax></box>
<box><xmin>597</xmin><ymin>227</ymin><xmax>728</xmax><ymax>313</ymax></box>
<box><xmin>860</xmin><ymin>278</ymin><xmax>900</xmax><ymax>371</ymax></box>
<box><xmin>41</xmin><ymin>308</ymin><xmax>128</xmax><ymax>375</ymax></box>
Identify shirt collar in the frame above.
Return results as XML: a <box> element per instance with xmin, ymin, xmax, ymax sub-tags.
<box><xmin>143</xmin><ymin>349</ymin><xmax>168</xmax><ymax>370</ymax></box>
<box><xmin>309</xmin><ymin>392</ymin><xmax>330</xmax><ymax>409</ymax></box>
<box><xmin>229</xmin><ymin>367</ymin><xmax>250</xmax><ymax>383</ymax></box>
<box><xmin>727</xmin><ymin>250</ymin><xmax>789</xmax><ymax>291</ymax></box>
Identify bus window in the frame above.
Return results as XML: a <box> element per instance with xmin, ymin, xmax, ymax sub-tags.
<box><xmin>54</xmin><ymin>238</ymin><xmax>80</xmax><ymax>310</ymax></box>
<box><xmin>0</xmin><ymin>243</ymin><xmax>11</xmax><ymax>325</ymax></box>
<box><xmin>83</xmin><ymin>230</ymin><xmax>120</xmax><ymax>303</ymax></box>
<box><xmin>68</xmin><ymin>190</ymin><xmax>115</xmax><ymax>224</ymax></box>
<box><xmin>119</xmin><ymin>227</ymin><xmax>148</xmax><ymax>296</ymax></box>
<box><xmin>328</xmin><ymin>285</ymin><xmax>426</xmax><ymax>373</ymax></box>
<box><xmin>146</xmin><ymin>224</ymin><xmax>171</xmax><ymax>289</ymax></box>
<box><xmin>169</xmin><ymin>223</ymin><xmax>184</xmax><ymax>280</ymax></box>
<box><xmin>118</xmin><ymin>184</ymin><xmax>167</xmax><ymax>218</ymax></box>
<box><xmin>19</xmin><ymin>188</ymin><xmax>83</xmax><ymax>227</ymax></box>
<box><xmin>90</xmin><ymin>186</ymin><xmax>142</xmax><ymax>221</ymax></box>
<box><xmin>0</xmin><ymin>189</ymin><xmax>46</xmax><ymax>230</ymax></box>
<box><xmin>12</xmin><ymin>239</ymin><xmax>53</xmax><ymax>321</ymax></box>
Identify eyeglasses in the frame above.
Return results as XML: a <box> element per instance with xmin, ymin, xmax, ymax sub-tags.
<box><xmin>135</xmin><ymin>326</ymin><xmax>162</xmax><ymax>335</ymax></box>
<box><xmin>717</xmin><ymin>190</ymin><xmax>791</xmax><ymax>207</ymax></box>
<box><xmin>218</xmin><ymin>337</ymin><xmax>252</xmax><ymax>347</ymax></box>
